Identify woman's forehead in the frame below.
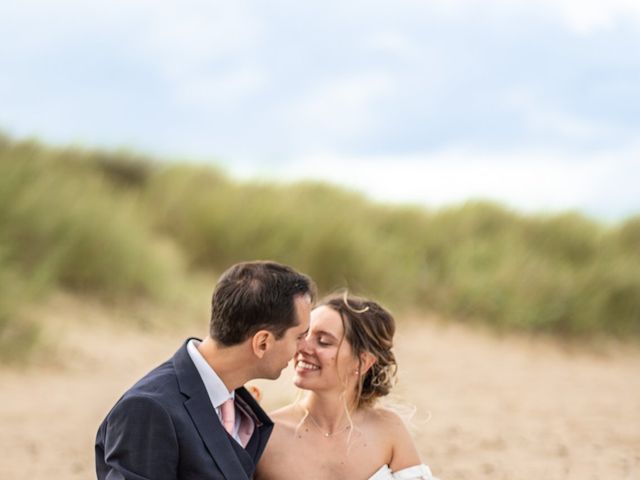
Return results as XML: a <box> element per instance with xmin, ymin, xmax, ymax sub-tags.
<box><xmin>310</xmin><ymin>305</ymin><xmax>343</xmax><ymax>335</ymax></box>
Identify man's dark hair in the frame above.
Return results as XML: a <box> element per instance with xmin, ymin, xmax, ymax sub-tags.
<box><xmin>210</xmin><ymin>260</ymin><xmax>315</xmax><ymax>346</ymax></box>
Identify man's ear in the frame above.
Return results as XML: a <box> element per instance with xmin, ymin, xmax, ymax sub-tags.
<box><xmin>251</xmin><ymin>330</ymin><xmax>274</xmax><ymax>358</ymax></box>
<box><xmin>359</xmin><ymin>351</ymin><xmax>377</xmax><ymax>375</ymax></box>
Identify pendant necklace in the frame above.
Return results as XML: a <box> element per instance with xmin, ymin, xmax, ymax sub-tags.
<box><xmin>306</xmin><ymin>412</ymin><xmax>351</xmax><ymax>437</ymax></box>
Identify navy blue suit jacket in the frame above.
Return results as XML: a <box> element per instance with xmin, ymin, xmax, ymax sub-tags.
<box><xmin>95</xmin><ymin>339</ymin><xmax>273</xmax><ymax>480</ymax></box>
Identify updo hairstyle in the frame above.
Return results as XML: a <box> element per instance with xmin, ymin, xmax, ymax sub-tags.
<box><xmin>321</xmin><ymin>294</ymin><xmax>398</xmax><ymax>408</ymax></box>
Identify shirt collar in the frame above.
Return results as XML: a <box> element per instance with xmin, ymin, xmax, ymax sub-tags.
<box><xmin>186</xmin><ymin>339</ymin><xmax>234</xmax><ymax>409</ymax></box>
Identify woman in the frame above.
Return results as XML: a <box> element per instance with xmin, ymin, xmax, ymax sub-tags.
<box><xmin>255</xmin><ymin>294</ymin><xmax>435</xmax><ymax>480</ymax></box>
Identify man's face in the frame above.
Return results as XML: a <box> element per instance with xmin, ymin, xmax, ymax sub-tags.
<box><xmin>262</xmin><ymin>294</ymin><xmax>311</xmax><ymax>379</ymax></box>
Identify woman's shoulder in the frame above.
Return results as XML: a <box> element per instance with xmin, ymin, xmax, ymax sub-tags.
<box><xmin>260</xmin><ymin>405</ymin><xmax>302</xmax><ymax>460</ymax></box>
<box><xmin>353</xmin><ymin>405</ymin><xmax>414</xmax><ymax>450</ymax></box>
<box><xmin>269</xmin><ymin>404</ymin><xmax>301</xmax><ymax>424</ymax></box>
<box><xmin>267</xmin><ymin>404</ymin><xmax>304</xmax><ymax>438</ymax></box>
<box><xmin>364</xmin><ymin>406</ymin><xmax>410</xmax><ymax>432</ymax></box>
<box><xmin>363</xmin><ymin>406</ymin><xmax>423</xmax><ymax>471</ymax></box>
<box><xmin>255</xmin><ymin>405</ymin><xmax>302</xmax><ymax>479</ymax></box>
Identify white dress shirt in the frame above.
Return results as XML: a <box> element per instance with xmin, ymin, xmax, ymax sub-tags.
<box><xmin>187</xmin><ymin>339</ymin><xmax>242</xmax><ymax>443</ymax></box>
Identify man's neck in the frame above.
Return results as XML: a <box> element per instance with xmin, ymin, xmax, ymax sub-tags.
<box><xmin>197</xmin><ymin>336</ymin><xmax>252</xmax><ymax>392</ymax></box>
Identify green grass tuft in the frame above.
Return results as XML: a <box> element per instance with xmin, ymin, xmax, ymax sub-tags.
<box><xmin>1</xmin><ymin>133</ymin><xmax>639</xmax><ymax>361</ymax></box>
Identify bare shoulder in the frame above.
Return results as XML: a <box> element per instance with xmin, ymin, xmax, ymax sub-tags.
<box><xmin>366</xmin><ymin>406</ymin><xmax>422</xmax><ymax>471</ymax></box>
<box><xmin>269</xmin><ymin>404</ymin><xmax>302</xmax><ymax>428</ymax></box>
<box><xmin>256</xmin><ymin>405</ymin><xmax>302</xmax><ymax>479</ymax></box>
<box><xmin>265</xmin><ymin>404</ymin><xmax>303</xmax><ymax>444</ymax></box>
<box><xmin>366</xmin><ymin>406</ymin><xmax>410</xmax><ymax>433</ymax></box>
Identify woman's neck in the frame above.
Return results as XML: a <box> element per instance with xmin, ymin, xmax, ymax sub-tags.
<box><xmin>301</xmin><ymin>391</ymin><xmax>357</xmax><ymax>433</ymax></box>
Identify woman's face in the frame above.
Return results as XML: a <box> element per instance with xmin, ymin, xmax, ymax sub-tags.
<box><xmin>293</xmin><ymin>305</ymin><xmax>360</xmax><ymax>393</ymax></box>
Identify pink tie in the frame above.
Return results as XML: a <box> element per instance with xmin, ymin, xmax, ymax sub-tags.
<box><xmin>220</xmin><ymin>398</ymin><xmax>235</xmax><ymax>435</ymax></box>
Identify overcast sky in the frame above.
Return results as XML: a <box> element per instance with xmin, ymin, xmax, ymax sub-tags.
<box><xmin>1</xmin><ymin>1</ymin><xmax>639</xmax><ymax>220</ymax></box>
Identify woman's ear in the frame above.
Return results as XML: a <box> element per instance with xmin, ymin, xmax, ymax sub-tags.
<box><xmin>251</xmin><ymin>330</ymin><xmax>274</xmax><ymax>358</ymax></box>
<box><xmin>359</xmin><ymin>351</ymin><xmax>377</xmax><ymax>376</ymax></box>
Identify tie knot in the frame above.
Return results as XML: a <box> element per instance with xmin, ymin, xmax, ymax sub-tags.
<box><xmin>220</xmin><ymin>398</ymin><xmax>235</xmax><ymax>435</ymax></box>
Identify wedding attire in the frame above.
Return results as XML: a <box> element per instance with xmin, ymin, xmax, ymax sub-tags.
<box><xmin>95</xmin><ymin>338</ymin><xmax>273</xmax><ymax>480</ymax></box>
<box><xmin>185</xmin><ymin>339</ymin><xmax>256</xmax><ymax>447</ymax></box>
<box><xmin>369</xmin><ymin>464</ymin><xmax>435</xmax><ymax>480</ymax></box>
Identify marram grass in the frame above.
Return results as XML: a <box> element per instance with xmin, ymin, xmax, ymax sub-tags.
<box><xmin>1</xmin><ymin>134</ymin><xmax>639</xmax><ymax>359</ymax></box>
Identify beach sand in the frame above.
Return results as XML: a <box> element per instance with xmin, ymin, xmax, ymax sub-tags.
<box><xmin>1</xmin><ymin>295</ymin><xmax>638</xmax><ymax>479</ymax></box>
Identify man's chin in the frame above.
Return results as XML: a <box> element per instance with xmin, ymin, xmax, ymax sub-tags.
<box><xmin>266</xmin><ymin>365</ymin><xmax>289</xmax><ymax>380</ymax></box>
<box><xmin>265</xmin><ymin>371</ymin><xmax>282</xmax><ymax>381</ymax></box>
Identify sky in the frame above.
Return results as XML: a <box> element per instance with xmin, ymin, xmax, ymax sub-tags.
<box><xmin>1</xmin><ymin>0</ymin><xmax>639</xmax><ymax>220</ymax></box>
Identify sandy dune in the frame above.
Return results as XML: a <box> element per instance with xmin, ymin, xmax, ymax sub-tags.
<box><xmin>1</xmin><ymin>296</ymin><xmax>639</xmax><ymax>479</ymax></box>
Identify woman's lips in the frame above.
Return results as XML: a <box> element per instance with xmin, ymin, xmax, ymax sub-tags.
<box><xmin>295</xmin><ymin>359</ymin><xmax>320</xmax><ymax>372</ymax></box>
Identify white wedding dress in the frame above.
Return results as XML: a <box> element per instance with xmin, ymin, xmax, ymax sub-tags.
<box><xmin>368</xmin><ymin>464</ymin><xmax>435</xmax><ymax>480</ymax></box>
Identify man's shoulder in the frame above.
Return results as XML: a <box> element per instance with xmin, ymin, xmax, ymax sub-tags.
<box><xmin>142</xmin><ymin>355</ymin><xmax>184</xmax><ymax>387</ymax></box>
<box><xmin>99</xmin><ymin>365</ymin><xmax>183</xmax><ymax>431</ymax></box>
<box><xmin>114</xmin><ymin>355</ymin><xmax>183</xmax><ymax>408</ymax></box>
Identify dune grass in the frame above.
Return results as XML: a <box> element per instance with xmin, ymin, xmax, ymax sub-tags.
<box><xmin>0</xmin><ymin>137</ymin><xmax>177</xmax><ymax>359</ymax></box>
<box><xmin>146</xmin><ymin>168</ymin><xmax>640</xmax><ymax>338</ymax></box>
<box><xmin>1</xmin><ymin>133</ymin><xmax>638</xmax><ymax>359</ymax></box>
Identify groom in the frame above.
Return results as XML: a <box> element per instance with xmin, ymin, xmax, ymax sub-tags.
<box><xmin>95</xmin><ymin>260</ymin><xmax>314</xmax><ymax>480</ymax></box>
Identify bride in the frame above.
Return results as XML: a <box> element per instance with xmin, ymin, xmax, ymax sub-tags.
<box><xmin>254</xmin><ymin>294</ymin><xmax>435</xmax><ymax>480</ymax></box>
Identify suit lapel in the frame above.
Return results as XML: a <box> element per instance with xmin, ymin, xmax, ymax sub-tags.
<box><xmin>183</xmin><ymin>396</ymin><xmax>251</xmax><ymax>480</ymax></box>
<box><xmin>235</xmin><ymin>387</ymin><xmax>274</xmax><ymax>463</ymax></box>
<box><xmin>173</xmin><ymin>339</ymin><xmax>250</xmax><ymax>480</ymax></box>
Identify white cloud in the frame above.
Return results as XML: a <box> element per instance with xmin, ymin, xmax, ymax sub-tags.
<box><xmin>363</xmin><ymin>32</ymin><xmax>418</xmax><ymax>59</ymax></box>
<box><xmin>447</xmin><ymin>0</ymin><xmax>640</xmax><ymax>33</ymax></box>
<box><xmin>287</xmin><ymin>73</ymin><xmax>394</xmax><ymax>144</ymax></box>
<box><xmin>391</xmin><ymin>0</ymin><xmax>640</xmax><ymax>33</ymax></box>
<box><xmin>1</xmin><ymin>0</ymin><xmax>639</xmax><ymax>221</ymax></box>
<box><xmin>549</xmin><ymin>0</ymin><xmax>640</xmax><ymax>34</ymax></box>
<box><xmin>251</xmin><ymin>146</ymin><xmax>639</xmax><ymax>219</ymax></box>
<box><xmin>504</xmin><ymin>89</ymin><xmax>617</xmax><ymax>141</ymax></box>
<box><xmin>174</xmin><ymin>66</ymin><xmax>267</xmax><ymax>108</ymax></box>
<box><xmin>125</xmin><ymin>2</ymin><xmax>266</xmax><ymax>109</ymax></box>
<box><xmin>0</xmin><ymin>1</ymin><xmax>265</xmax><ymax>107</ymax></box>
<box><xmin>135</xmin><ymin>2</ymin><xmax>262</xmax><ymax>71</ymax></box>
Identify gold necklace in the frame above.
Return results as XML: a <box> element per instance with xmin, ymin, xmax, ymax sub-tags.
<box><xmin>306</xmin><ymin>412</ymin><xmax>352</xmax><ymax>437</ymax></box>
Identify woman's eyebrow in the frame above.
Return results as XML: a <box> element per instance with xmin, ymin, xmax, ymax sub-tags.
<box><xmin>314</xmin><ymin>329</ymin><xmax>339</xmax><ymax>340</ymax></box>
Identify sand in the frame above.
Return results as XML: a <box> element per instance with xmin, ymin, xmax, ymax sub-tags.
<box><xmin>1</xmin><ymin>296</ymin><xmax>638</xmax><ymax>479</ymax></box>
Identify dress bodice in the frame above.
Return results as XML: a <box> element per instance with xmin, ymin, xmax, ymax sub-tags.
<box><xmin>368</xmin><ymin>464</ymin><xmax>435</xmax><ymax>480</ymax></box>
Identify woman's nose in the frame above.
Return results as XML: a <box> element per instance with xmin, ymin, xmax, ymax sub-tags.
<box><xmin>297</xmin><ymin>335</ymin><xmax>311</xmax><ymax>353</ymax></box>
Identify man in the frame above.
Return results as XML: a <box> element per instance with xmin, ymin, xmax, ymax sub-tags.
<box><xmin>95</xmin><ymin>260</ymin><xmax>314</xmax><ymax>480</ymax></box>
